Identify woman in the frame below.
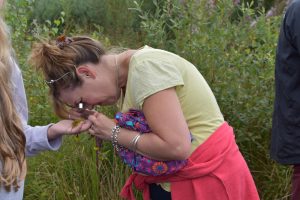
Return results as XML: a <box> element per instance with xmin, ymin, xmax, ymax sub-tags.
<box><xmin>30</xmin><ymin>35</ymin><xmax>260</xmax><ymax>200</ymax></box>
<box><xmin>0</xmin><ymin>3</ymin><xmax>91</xmax><ymax>199</ymax></box>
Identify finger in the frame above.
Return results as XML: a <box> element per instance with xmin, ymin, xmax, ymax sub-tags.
<box><xmin>88</xmin><ymin>113</ymin><xmax>99</xmax><ymax>124</ymax></box>
<box><xmin>75</xmin><ymin>120</ymin><xmax>94</xmax><ymax>132</ymax></box>
<box><xmin>70</xmin><ymin>122</ymin><xmax>84</xmax><ymax>133</ymax></box>
<box><xmin>80</xmin><ymin>109</ymin><xmax>96</xmax><ymax>119</ymax></box>
<box><xmin>81</xmin><ymin>120</ymin><xmax>93</xmax><ymax>130</ymax></box>
<box><xmin>88</xmin><ymin>128</ymin><xmax>96</xmax><ymax>136</ymax></box>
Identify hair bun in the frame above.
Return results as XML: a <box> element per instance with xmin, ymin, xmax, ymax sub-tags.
<box><xmin>56</xmin><ymin>35</ymin><xmax>73</xmax><ymax>49</ymax></box>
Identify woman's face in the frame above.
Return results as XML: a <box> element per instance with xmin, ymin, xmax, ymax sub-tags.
<box><xmin>58</xmin><ymin>61</ymin><xmax>118</xmax><ymax>111</ymax></box>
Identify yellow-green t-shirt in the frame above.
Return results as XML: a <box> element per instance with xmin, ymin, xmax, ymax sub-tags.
<box><xmin>121</xmin><ymin>45</ymin><xmax>224</xmax><ymax>190</ymax></box>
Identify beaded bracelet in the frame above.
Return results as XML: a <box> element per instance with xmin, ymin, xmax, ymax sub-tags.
<box><xmin>111</xmin><ymin>125</ymin><xmax>121</xmax><ymax>151</ymax></box>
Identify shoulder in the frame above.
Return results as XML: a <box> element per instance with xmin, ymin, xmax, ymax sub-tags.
<box><xmin>286</xmin><ymin>0</ymin><xmax>300</xmax><ymax>16</ymax></box>
<box><xmin>9</xmin><ymin>58</ymin><xmax>22</xmax><ymax>85</ymax></box>
<box><xmin>9</xmin><ymin>57</ymin><xmax>21</xmax><ymax>74</ymax></box>
<box><xmin>283</xmin><ymin>0</ymin><xmax>300</xmax><ymax>33</ymax></box>
<box><xmin>131</xmin><ymin>45</ymin><xmax>178</xmax><ymax>64</ymax></box>
<box><xmin>291</xmin><ymin>0</ymin><xmax>300</xmax><ymax>7</ymax></box>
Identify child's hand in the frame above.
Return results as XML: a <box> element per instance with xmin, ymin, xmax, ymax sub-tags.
<box><xmin>72</xmin><ymin>118</ymin><xmax>84</xmax><ymax>128</ymax></box>
<box><xmin>47</xmin><ymin>119</ymin><xmax>92</xmax><ymax>140</ymax></box>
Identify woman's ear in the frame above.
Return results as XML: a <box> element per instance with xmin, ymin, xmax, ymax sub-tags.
<box><xmin>76</xmin><ymin>65</ymin><xmax>96</xmax><ymax>79</ymax></box>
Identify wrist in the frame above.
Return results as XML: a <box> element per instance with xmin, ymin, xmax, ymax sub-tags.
<box><xmin>107</xmin><ymin>120</ymin><xmax>117</xmax><ymax>141</ymax></box>
<box><xmin>47</xmin><ymin>123</ymin><xmax>61</xmax><ymax>140</ymax></box>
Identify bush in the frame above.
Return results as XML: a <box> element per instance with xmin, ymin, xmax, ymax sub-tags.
<box><xmin>30</xmin><ymin>0</ymin><xmax>137</xmax><ymax>36</ymax></box>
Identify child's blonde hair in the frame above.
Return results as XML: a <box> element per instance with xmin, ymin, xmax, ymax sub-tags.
<box><xmin>0</xmin><ymin>16</ymin><xmax>26</xmax><ymax>191</ymax></box>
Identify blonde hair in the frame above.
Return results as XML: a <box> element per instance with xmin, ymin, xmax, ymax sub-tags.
<box><xmin>29</xmin><ymin>36</ymin><xmax>106</xmax><ymax>118</ymax></box>
<box><xmin>0</xmin><ymin>16</ymin><xmax>26</xmax><ymax>191</ymax></box>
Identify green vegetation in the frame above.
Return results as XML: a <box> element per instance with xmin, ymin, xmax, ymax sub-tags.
<box><xmin>4</xmin><ymin>0</ymin><xmax>291</xmax><ymax>199</ymax></box>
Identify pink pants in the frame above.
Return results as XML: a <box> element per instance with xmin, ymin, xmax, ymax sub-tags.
<box><xmin>292</xmin><ymin>165</ymin><xmax>300</xmax><ymax>200</ymax></box>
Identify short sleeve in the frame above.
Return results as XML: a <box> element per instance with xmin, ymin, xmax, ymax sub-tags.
<box><xmin>130</xmin><ymin>59</ymin><xmax>184</xmax><ymax>108</ymax></box>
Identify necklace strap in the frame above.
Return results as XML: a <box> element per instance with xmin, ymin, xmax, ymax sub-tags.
<box><xmin>115</xmin><ymin>55</ymin><xmax>120</xmax><ymax>99</ymax></box>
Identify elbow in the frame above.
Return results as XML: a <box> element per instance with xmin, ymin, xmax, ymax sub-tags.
<box><xmin>170</xmin><ymin>141</ymin><xmax>191</xmax><ymax>160</ymax></box>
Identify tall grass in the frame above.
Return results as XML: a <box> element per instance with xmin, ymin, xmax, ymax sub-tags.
<box><xmin>25</xmin><ymin>135</ymin><xmax>133</xmax><ymax>200</ymax></box>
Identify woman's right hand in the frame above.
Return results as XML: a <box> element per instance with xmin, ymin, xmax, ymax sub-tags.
<box><xmin>88</xmin><ymin>112</ymin><xmax>116</xmax><ymax>141</ymax></box>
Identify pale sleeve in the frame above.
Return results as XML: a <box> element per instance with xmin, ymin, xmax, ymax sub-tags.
<box><xmin>10</xmin><ymin>59</ymin><xmax>62</xmax><ymax>156</ymax></box>
<box><xmin>130</xmin><ymin>59</ymin><xmax>184</xmax><ymax>108</ymax></box>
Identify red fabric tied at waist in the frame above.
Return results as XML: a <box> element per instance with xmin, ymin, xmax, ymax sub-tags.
<box><xmin>120</xmin><ymin>122</ymin><xmax>260</xmax><ymax>200</ymax></box>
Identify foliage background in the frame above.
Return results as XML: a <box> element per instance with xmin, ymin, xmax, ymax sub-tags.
<box><xmin>4</xmin><ymin>0</ymin><xmax>291</xmax><ymax>199</ymax></box>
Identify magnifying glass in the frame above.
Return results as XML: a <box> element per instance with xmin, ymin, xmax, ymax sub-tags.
<box><xmin>78</xmin><ymin>102</ymin><xmax>95</xmax><ymax>118</ymax></box>
<box><xmin>78</xmin><ymin>102</ymin><xmax>84</xmax><ymax>110</ymax></box>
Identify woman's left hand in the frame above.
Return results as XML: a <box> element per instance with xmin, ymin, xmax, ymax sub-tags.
<box><xmin>87</xmin><ymin>112</ymin><xmax>116</xmax><ymax>141</ymax></box>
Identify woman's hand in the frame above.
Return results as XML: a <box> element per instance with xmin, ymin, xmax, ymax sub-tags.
<box><xmin>88</xmin><ymin>112</ymin><xmax>116</xmax><ymax>141</ymax></box>
<box><xmin>47</xmin><ymin>119</ymin><xmax>92</xmax><ymax>140</ymax></box>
